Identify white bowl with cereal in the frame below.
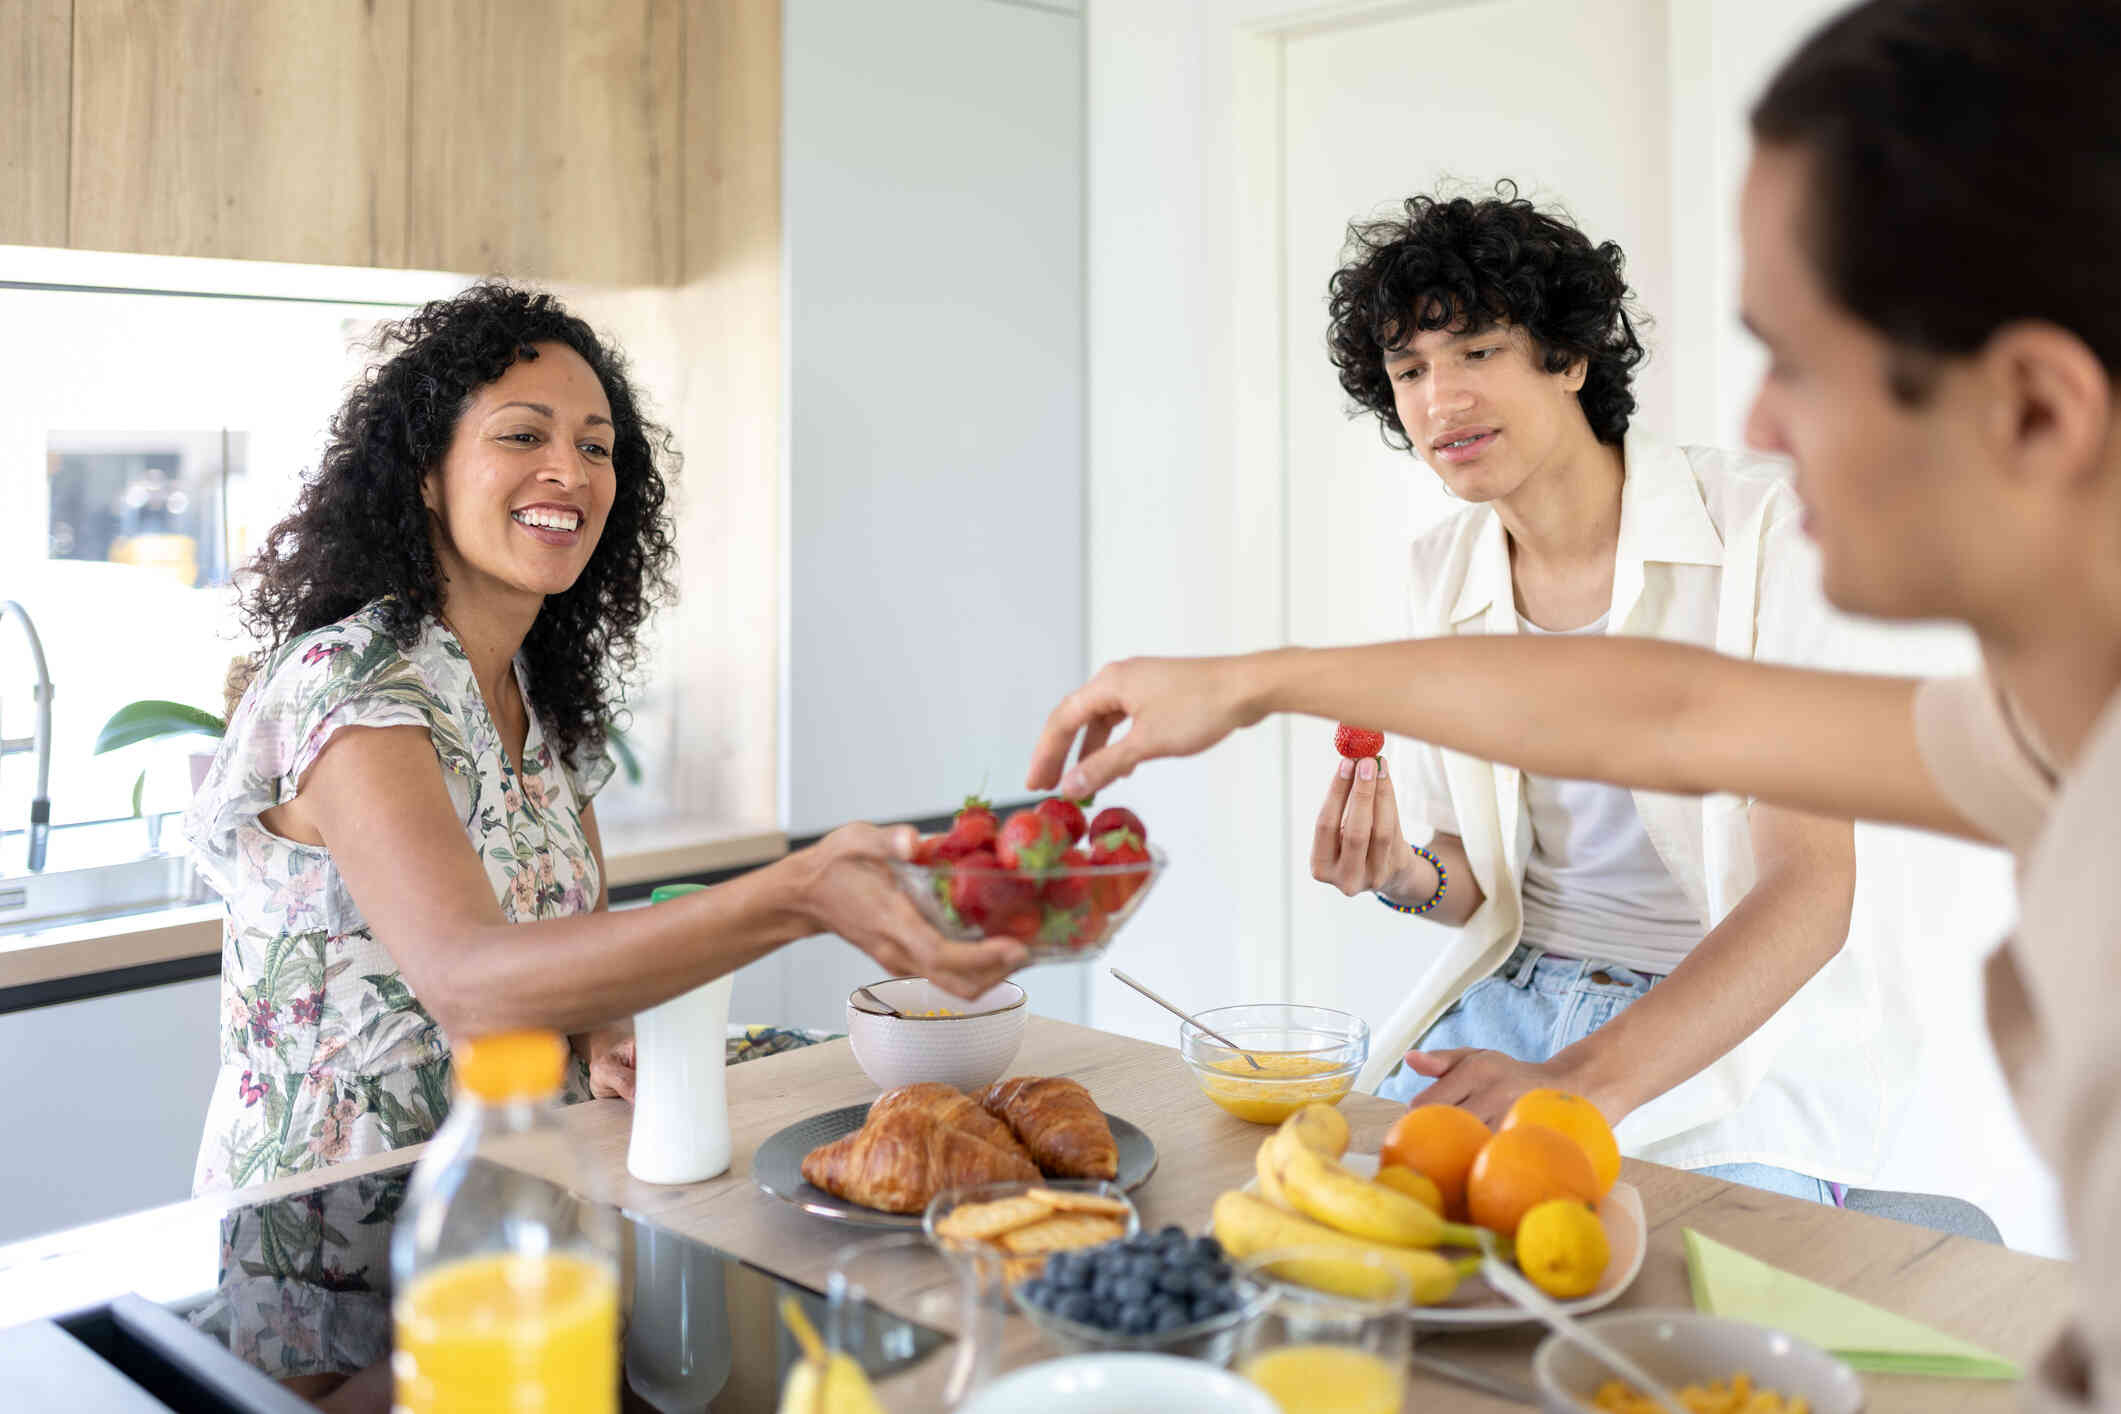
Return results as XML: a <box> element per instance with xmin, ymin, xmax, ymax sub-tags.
<box><xmin>845</xmin><ymin>977</ymin><xmax>1028</xmax><ymax>1093</ymax></box>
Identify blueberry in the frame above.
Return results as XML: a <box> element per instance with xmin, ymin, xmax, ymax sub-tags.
<box><xmin>1155</xmin><ymin>1266</ymin><xmax>1194</xmax><ymax>1296</ymax></box>
<box><xmin>1092</xmin><ymin>1272</ymin><xmax>1121</xmax><ymax>1302</ymax></box>
<box><xmin>1152</xmin><ymin>1304</ymin><xmax>1189</xmax><ymax>1333</ymax></box>
<box><xmin>1019</xmin><ymin>1278</ymin><xmax>1051</xmax><ymax>1307</ymax></box>
<box><xmin>1118</xmin><ymin>1300</ymin><xmax>1153</xmax><ymax>1334</ymax></box>
<box><xmin>1058</xmin><ymin>1291</ymin><xmax>1096</xmax><ymax>1325</ymax></box>
<box><xmin>1049</xmin><ymin>1255</ymin><xmax>1088</xmax><ymax>1290</ymax></box>
<box><xmin>1114</xmin><ymin>1275</ymin><xmax>1154</xmax><ymax>1306</ymax></box>
<box><xmin>1158</xmin><ymin>1224</ymin><xmax>1187</xmax><ymax>1243</ymax></box>
<box><xmin>1188</xmin><ymin>1293</ymin><xmax>1224</xmax><ymax>1323</ymax></box>
<box><xmin>1190</xmin><ymin>1235</ymin><xmax>1223</xmax><ymax>1263</ymax></box>
<box><xmin>1186</xmin><ymin>1266</ymin><xmax>1225</xmax><ymax>1297</ymax></box>
<box><xmin>1123</xmin><ymin>1233</ymin><xmax>1158</xmax><ymax>1254</ymax></box>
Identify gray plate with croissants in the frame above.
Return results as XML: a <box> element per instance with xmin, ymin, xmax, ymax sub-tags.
<box><xmin>753</xmin><ymin>1076</ymin><xmax>1158</xmax><ymax>1229</ymax></box>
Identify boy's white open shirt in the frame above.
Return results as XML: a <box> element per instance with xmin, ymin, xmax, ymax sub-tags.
<box><xmin>1365</xmin><ymin>429</ymin><xmax>1916</xmax><ymax>1181</ymax></box>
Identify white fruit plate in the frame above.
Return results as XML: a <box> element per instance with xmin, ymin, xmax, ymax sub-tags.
<box><xmin>1240</xmin><ymin>1151</ymin><xmax>1647</xmax><ymax>1330</ymax></box>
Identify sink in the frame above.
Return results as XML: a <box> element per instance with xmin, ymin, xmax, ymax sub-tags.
<box><xmin>0</xmin><ymin>816</ymin><xmax>207</xmax><ymax>933</ymax></box>
<box><xmin>0</xmin><ymin>853</ymin><xmax>201</xmax><ymax>932</ymax></box>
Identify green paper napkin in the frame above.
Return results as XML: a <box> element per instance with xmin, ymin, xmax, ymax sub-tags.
<box><xmin>1683</xmin><ymin>1229</ymin><xmax>2019</xmax><ymax>1379</ymax></box>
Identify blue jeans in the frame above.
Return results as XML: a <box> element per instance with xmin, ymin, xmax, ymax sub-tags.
<box><xmin>1376</xmin><ymin>943</ymin><xmax>1837</xmax><ymax>1206</ymax></box>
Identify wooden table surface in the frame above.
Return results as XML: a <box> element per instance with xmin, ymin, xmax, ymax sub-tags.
<box><xmin>534</xmin><ymin>1015</ymin><xmax>2068</xmax><ymax>1412</ymax></box>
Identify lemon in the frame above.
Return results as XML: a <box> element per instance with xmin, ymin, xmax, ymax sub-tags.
<box><xmin>1514</xmin><ymin>1198</ymin><xmax>1609</xmax><ymax>1299</ymax></box>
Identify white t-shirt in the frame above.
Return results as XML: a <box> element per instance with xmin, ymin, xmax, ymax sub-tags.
<box><xmin>1516</xmin><ymin>612</ymin><xmax>1704</xmax><ymax>974</ymax></box>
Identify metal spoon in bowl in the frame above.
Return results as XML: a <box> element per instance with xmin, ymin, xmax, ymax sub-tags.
<box><xmin>1107</xmin><ymin>968</ymin><xmax>1262</xmax><ymax>1070</ymax></box>
<box><xmin>853</xmin><ymin>985</ymin><xmax>904</xmax><ymax>1018</ymax></box>
<box><xmin>1478</xmin><ymin>1247</ymin><xmax>1690</xmax><ymax>1414</ymax></box>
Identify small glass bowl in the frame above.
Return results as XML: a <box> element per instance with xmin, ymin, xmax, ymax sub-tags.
<box><xmin>1011</xmin><ymin>1262</ymin><xmax>1274</xmax><ymax>1367</ymax></box>
<box><xmin>922</xmin><ymin>1178</ymin><xmax>1141</xmax><ymax>1255</ymax></box>
<box><xmin>890</xmin><ymin>845</ymin><xmax>1168</xmax><ymax>963</ymax></box>
<box><xmin>1178</xmin><ymin>1004</ymin><xmax>1370</xmax><ymax>1125</ymax></box>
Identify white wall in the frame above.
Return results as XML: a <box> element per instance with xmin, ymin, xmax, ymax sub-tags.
<box><xmin>768</xmin><ymin>0</ymin><xmax>1091</xmax><ymax>1027</ymax></box>
<box><xmin>1086</xmin><ymin>0</ymin><xmax>2066</xmax><ymax>1255</ymax></box>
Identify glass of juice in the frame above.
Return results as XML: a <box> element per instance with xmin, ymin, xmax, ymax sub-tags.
<box><xmin>1234</xmin><ymin>1247</ymin><xmax>1412</xmax><ymax>1414</ymax></box>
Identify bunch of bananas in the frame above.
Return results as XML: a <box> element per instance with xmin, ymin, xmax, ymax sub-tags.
<box><xmin>1211</xmin><ymin>1104</ymin><xmax>1487</xmax><ymax>1305</ymax></box>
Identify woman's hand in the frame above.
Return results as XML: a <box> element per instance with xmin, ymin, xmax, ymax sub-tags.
<box><xmin>1027</xmin><ymin>653</ymin><xmax>1273</xmax><ymax>797</ymax></box>
<box><xmin>796</xmin><ymin>824</ymin><xmax>1029</xmax><ymax>999</ymax></box>
<box><xmin>576</xmin><ymin>1023</ymin><xmax>637</xmax><ymax>1102</ymax></box>
<box><xmin>1400</xmin><ymin>1049</ymin><xmax>1624</xmax><ymax>1130</ymax></box>
<box><xmin>1310</xmin><ymin>755</ymin><xmax>1426</xmax><ymax>899</ymax></box>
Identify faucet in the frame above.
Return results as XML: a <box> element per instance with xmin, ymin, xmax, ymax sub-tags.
<box><xmin>0</xmin><ymin>602</ymin><xmax>53</xmax><ymax>873</ymax></box>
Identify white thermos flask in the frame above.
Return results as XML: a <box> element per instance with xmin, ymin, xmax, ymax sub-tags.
<box><xmin>626</xmin><ymin>883</ymin><xmax>735</xmax><ymax>1184</ymax></box>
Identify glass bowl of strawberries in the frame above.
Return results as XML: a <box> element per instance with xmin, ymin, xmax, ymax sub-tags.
<box><xmin>892</xmin><ymin>798</ymin><xmax>1167</xmax><ymax>962</ymax></box>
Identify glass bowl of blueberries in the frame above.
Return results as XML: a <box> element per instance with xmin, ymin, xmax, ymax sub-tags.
<box><xmin>1010</xmin><ymin>1224</ymin><xmax>1274</xmax><ymax>1365</ymax></box>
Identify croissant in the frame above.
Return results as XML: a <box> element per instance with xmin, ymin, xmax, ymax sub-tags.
<box><xmin>981</xmin><ymin>1076</ymin><xmax>1118</xmax><ymax>1180</ymax></box>
<box><xmin>802</xmin><ymin>1084</ymin><xmax>1039</xmax><ymax>1213</ymax></box>
<box><xmin>866</xmin><ymin>1082</ymin><xmax>1032</xmax><ymax>1163</ymax></box>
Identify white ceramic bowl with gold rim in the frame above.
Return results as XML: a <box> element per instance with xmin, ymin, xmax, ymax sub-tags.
<box><xmin>845</xmin><ymin>977</ymin><xmax>1028</xmax><ymax>1093</ymax></box>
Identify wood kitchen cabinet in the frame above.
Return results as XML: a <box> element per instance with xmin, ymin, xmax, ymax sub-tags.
<box><xmin>407</xmin><ymin>0</ymin><xmax>684</xmax><ymax>285</ymax></box>
<box><xmin>22</xmin><ymin>0</ymin><xmax>740</xmax><ymax>285</ymax></box>
<box><xmin>68</xmin><ymin>0</ymin><xmax>412</xmax><ymax>268</ymax></box>
<box><xmin>0</xmin><ymin>0</ymin><xmax>71</xmax><ymax>248</ymax></box>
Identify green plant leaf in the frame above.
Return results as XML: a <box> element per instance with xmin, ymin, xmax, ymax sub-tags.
<box><xmin>95</xmin><ymin>700</ymin><xmax>225</xmax><ymax>754</ymax></box>
<box><xmin>604</xmin><ymin>721</ymin><xmax>642</xmax><ymax>786</ymax></box>
<box><xmin>130</xmin><ymin>769</ymin><xmax>146</xmax><ymax>819</ymax></box>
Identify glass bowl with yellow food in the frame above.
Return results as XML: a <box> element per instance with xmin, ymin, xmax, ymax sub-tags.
<box><xmin>1178</xmin><ymin>1004</ymin><xmax>1369</xmax><ymax>1125</ymax></box>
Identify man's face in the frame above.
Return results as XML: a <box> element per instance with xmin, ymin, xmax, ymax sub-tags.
<box><xmin>1739</xmin><ymin>144</ymin><xmax>1994</xmax><ymax>621</ymax></box>
<box><xmin>1383</xmin><ymin>321</ymin><xmax>1589</xmax><ymax>503</ymax></box>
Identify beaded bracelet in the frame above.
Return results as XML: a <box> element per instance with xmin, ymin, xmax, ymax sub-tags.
<box><xmin>1375</xmin><ymin>842</ymin><xmax>1448</xmax><ymax>916</ymax></box>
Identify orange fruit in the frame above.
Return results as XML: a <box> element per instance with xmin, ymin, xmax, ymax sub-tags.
<box><xmin>1465</xmin><ymin>1123</ymin><xmax>1600</xmax><ymax>1237</ymax></box>
<box><xmin>1501</xmin><ymin>1089</ymin><xmax>1621</xmax><ymax>1198</ymax></box>
<box><xmin>1374</xmin><ymin>1164</ymin><xmax>1445</xmax><ymax>1215</ymax></box>
<box><xmin>1378</xmin><ymin>1104</ymin><xmax>1492</xmax><ymax>1222</ymax></box>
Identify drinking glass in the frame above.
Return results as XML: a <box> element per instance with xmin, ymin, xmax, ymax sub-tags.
<box><xmin>1234</xmin><ymin>1246</ymin><xmax>1413</xmax><ymax>1414</ymax></box>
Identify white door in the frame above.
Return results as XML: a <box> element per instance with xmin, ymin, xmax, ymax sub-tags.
<box><xmin>1272</xmin><ymin>0</ymin><xmax>1673</xmax><ymax>1025</ymax></box>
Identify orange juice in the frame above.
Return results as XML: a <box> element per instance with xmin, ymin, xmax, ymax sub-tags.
<box><xmin>1197</xmin><ymin>1053</ymin><xmax>1355</xmax><ymax>1124</ymax></box>
<box><xmin>1242</xmin><ymin>1344</ymin><xmax>1403</xmax><ymax>1414</ymax></box>
<box><xmin>393</xmin><ymin>1251</ymin><xmax>618</xmax><ymax>1414</ymax></box>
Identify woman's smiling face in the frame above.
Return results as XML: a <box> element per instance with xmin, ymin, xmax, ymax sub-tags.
<box><xmin>421</xmin><ymin>341</ymin><xmax>617</xmax><ymax>611</ymax></box>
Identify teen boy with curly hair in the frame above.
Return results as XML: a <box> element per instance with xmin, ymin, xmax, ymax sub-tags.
<box><xmin>1307</xmin><ymin>188</ymin><xmax>1891</xmax><ymax>1203</ymax></box>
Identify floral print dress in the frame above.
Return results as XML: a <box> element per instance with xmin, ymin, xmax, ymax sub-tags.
<box><xmin>184</xmin><ymin>602</ymin><xmax>607</xmax><ymax>1195</ymax></box>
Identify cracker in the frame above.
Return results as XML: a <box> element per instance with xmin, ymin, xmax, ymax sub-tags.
<box><xmin>1026</xmin><ymin>1187</ymin><xmax>1131</xmax><ymax>1218</ymax></box>
<box><xmin>933</xmin><ymin>1193</ymin><xmax>1056</xmax><ymax>1244</ymax></box>
<box><xmin>1002</xmin><ymin>1255</ymin><xmax>1048</xmax><ymax>1287</ymax></box>
<box><xmin>997</xmin><ymin>1213</ymin><xmax>1128</xmax><ymax>1256</ymax></box>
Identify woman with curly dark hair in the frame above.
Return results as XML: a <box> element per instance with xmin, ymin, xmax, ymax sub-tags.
<box><xmin>183</xmin><ymin>282</ymin><xmax>1026</xmax><ymax>1194</ymax></box>
<box><xmin>1296</xmin><ymin>185</ymin><xmax>1884</xmax><ymax>1206</ymax></box>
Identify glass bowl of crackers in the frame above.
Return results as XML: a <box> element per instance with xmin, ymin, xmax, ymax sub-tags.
<box><xmin>924</xmin><ymin>1180</ymin><xmax>1140</xmax><ymax>1282</ymax></box>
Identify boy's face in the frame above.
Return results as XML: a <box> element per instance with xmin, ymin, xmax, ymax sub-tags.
<box><xmin>1739</xmin><ymin>144</ymin><xmax>1995</xmax><ymax>622</ymax></box>
<box><xmin>1382</xmin><ymin>322</ymin><xmax>1591</xmax><ymax>504</ymax></box>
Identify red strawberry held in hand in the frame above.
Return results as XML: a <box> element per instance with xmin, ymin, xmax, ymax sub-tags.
<box><xmin>1334</xmin><ymin>724</ymin><xmax>1385</xmax><ymax>760</ymax></box>
<box><xmin>1034</xmin><ymin>796</ymin><xmax>1089</xmax><ymax>847</ymax></box>
<box><xmin>1087</xmin><ymin>806</ymin><xmax>1146</xmax><ymax>847</ymax></box>
<box><xmin>996</xmin><ymin>808</ymin><xmax>1068</xmax><ymax>871</ymax></box>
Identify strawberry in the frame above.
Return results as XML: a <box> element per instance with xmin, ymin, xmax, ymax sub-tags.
<box><xmin>1334</xmin><ymin>724</ymin><xmax>1385</xmax><ymax>759</ymax></box>
<box><xmin>1042</xmin><ymin>847</ymin><xmax>1092</xmax><ymax>910</ymax></box>
<box><xmin>1088</xmin><ymin>833</ymin><xmax>1151</xmax><ymax>912</ymax></box>
<box><xmin>947</xmin><ymin>848</ymin><xmax>1035</xmax><ymax>929</ymax></box>
<box><xmin>996</xmin><ymin>808</ymin><xmax>1068</xmax><ymax>871</ymax></box>
<box><xmin>947</xmin><ymin>795</ymin><xmax>999</xmax><ymax>853</ymax></box>
<box><xmin>1034</xmin><ymin>796</ymin><xmax>1089</xmax><ymax>847</ymax></box>
<box><xmin>994</xmin><ymin>901</ymin><xmax>1045</xmax><ymax>940</ymax></box>
<box><xmin>910</xmin><ymin>833</ymin><xmax>947</xmax><ymax>866</ymax></box>
<box><xmin>1087</xmin><ymin>806</ymin><xmax>1146</xmax><ymax>847</ymax></box>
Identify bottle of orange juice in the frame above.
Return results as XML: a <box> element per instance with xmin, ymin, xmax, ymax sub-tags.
<box><xmin>392</xmin><ymin>1030</ymin><xmax>618</xmax><ymax>1414</ymax></box>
